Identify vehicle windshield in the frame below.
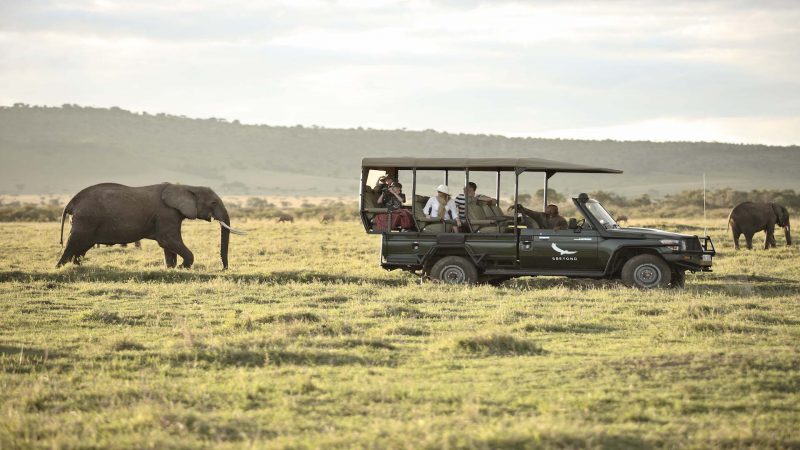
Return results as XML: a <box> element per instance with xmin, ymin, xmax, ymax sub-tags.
<box><xmin>583</xmin><ymin>200</ymin><xmax>619</xmax><ymax>229</ymax></box>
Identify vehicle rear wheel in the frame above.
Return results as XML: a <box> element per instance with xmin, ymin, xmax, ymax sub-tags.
<box><xmin>430</xmin><ymin>256</ymin><xmax>478</xmax><ymax>285</ymax></box>
<box><xmin>621</xmin><ymin>254</ymin><xmax>671</xmax><ymax>289</ymax></box>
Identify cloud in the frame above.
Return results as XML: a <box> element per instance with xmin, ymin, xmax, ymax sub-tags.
<box><xmin>0</xmin><ymin>0</ymin><xmax>798</xmax><ymax>144</ymax></box>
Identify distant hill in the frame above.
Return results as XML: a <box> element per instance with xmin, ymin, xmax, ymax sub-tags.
<box><xmin>1</xmin><ymin>104</ymin><xmax>798</xmax><ymax>197</ymax></box>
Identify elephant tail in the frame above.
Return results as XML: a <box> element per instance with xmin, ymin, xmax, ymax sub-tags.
<box><xmin>726</xmin><ymin>209</ymin><xmax>734</xmax><ymax>232</ymax></box>
<box><xmin>60</xmin><ymin>199</ymin><xmax>74</xmax><ymax>246</ymax></box>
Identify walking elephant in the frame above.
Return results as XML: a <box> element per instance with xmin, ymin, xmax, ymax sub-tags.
<box><xmin>57</xmin><ymin>183</ymin><xmax>245</xmax><ymax>268</ymax></box>
<box><xmin>728</xmin><ymin>202</ymin><xmax>791</xmax><ymax>250</ymax></box>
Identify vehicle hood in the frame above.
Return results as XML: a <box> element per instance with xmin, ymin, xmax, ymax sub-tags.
<box><xmin>606</xmin><ymin>227</ymin><xmax>697</xmax><ymax>240</ymax></box>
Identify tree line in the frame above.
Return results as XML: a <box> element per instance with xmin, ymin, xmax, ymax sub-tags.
<box><xmin>2</xmin><ymin>188</ymin><xmax>798</xmax><ymax>222</ymax></box>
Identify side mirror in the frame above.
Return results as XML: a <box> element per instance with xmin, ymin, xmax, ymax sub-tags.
<box><xmin>568</xmin><ymin>218</ymin><xmax>578</xmax><ymax>230</ymax></box>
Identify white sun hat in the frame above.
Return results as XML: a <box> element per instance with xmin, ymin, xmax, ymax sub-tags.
<box><xmin>435</xmin><ymin>184</ymin><xmax>451</xmax><ymax>195</ymax></box>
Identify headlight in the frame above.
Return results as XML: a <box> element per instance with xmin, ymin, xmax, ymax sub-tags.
<box><xmin>660</xmin><ymin>239</ymin><xmax>680</xmax><ymax>251</ymax></box>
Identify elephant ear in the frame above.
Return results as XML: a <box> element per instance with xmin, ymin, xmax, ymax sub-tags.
<box><xmin>162</xmin><ymin>184</ymin><xmax>198</xmax><ymax>219</ymax></box>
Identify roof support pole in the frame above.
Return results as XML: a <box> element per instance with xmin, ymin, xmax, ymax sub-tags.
<box><xmin>444</xmin><ymin>170</ymin><xmax>448</xmax><ymax>186</ymax></box>
<box><xmin>411</xmin><ymin>168</ymin><xmax>419</xmax><ymax>232</ymax></box>
<box><xmin>543</xmin><ymin>170</ymin><xmax>555</xmax><ymax>210</ymax></box>
<box><xmin>359</xmin><ymin>167</ymin><xmax>368</xmax><ymax>231</ymax></box>
<box><xmin>543</xmin><ymin>172</ymin><xmax>548</xmax><ymax>211</ymax></box>
<box><xmin>464</xmin><ymin>169</ymin><xmax>470</xmax><ymax>233</ymax></box>
<box><xmin>514</xmin><ymin>170</ymin><xmax>520</xmax><ymax>262</ymax></box>
<box><xmin>514</xmin><ymin>171</ymin><xmax>519</xmax><ymax>229</ymax></box>
<box><xmin>495</xmin><ymin>171</ymin><xmax>501</xmax><ymax>203</ymax></box>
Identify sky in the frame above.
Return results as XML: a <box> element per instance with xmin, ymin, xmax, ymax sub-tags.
<box><xmin>1</xmin><ymin>0</ymin><xmax>799</xmax><ymax>145</ymax></box>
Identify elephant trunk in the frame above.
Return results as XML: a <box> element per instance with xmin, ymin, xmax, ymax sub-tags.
<box><xmin>216</xmin><ymin>206</ymin><xmax>231</xmax><ymax>270</ymax></box>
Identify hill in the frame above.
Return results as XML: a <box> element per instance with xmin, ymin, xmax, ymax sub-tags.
<box><xmin>1</xmin><ymin>104</ymin><xmax>798</xmax><ymax>197</ymax></box>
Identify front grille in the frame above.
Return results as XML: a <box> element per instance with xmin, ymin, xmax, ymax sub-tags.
<box><xmin>684</xmin><ymin>238</ymin><xmax>702</xmax><ymax>251</ymax></box>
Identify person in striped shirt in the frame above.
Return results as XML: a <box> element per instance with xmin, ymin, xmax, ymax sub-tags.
<box><xmin>454</xmin><ymin>182</ymin><xmax>496</xmax><ymax>232</ymax></box>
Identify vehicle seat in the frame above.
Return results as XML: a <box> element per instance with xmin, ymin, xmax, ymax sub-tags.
<box><xmin>362</xmin><ymin>187</ymin><xmax>389</xmax><ymax>229</ymax></box>
<box><xmin>467</xmin><ymin>198</ymin><xmax>499</xmax><ymax>233</ymax></box>
<box><xmin>414</xmin><ymin>194</ymin><xmax>450</xmax><ymax>233</ymax></box>
<box><xmin>489</xmin><ymin>203</ymin><xmax>515</xmax><ymax>222</ymax></box>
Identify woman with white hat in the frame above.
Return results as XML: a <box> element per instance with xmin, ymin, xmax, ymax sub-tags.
<box><xmin>423</xmin><ymin>184</ymin><xmax>461</xmax><ymax>231</ymax></box>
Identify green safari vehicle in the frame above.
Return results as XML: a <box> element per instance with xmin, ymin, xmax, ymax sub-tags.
<box><xmin>360</xmin><ymin>157</ymin><xmax>715</xmax><ymax>288</ymax></box>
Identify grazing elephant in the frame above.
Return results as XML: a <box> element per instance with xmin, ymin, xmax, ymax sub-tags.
<box><xmin>320</xmin><ymin>214</ymin><xmax>335</xmax><ymax>224</ymax></box>
<box><xmin>57</xmin><ymin>183</ymin><xmax>245</xmax><ymax>269</ymax></box>
<box><xmin>728</xmin><ymin>202</ymin><xmax>791</xmax><ymax>250</ymax></box>
<box><xmin>277</xmin><ymin>214</ymin><xmax>294</xmax><ymax>223</ymax></box>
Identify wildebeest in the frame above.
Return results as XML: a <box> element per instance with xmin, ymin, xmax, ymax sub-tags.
<box><xmin>277</xmin><ymin>214</ymin><xmax>294</xmax><ymax>223</ymax></box>
<box><xmin>615</xmin><ymin>215</ymin><xmax>629</xmax><ymax>224</ymax></box>
<box><xmin>320</xmin><ymin>214</ymin><xmax>335</xmax><ymax>224</ymax></box>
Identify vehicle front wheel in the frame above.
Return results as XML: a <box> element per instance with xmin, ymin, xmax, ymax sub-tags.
<box><xmin>621</xmin><ymin>254</ymin><xmax>671</xmax><ymax>289</ymax></box>
<box><xmin>670</xmin><ymin>270</ymin><xmax>686</xmax><ymax>289</ymax></box>
<box><xmin>430</xmin><ymin>256</ymin><xmax>478</xmax><ymax>285</ymax></box>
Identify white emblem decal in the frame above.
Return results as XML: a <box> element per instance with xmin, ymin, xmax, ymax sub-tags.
<box><xmin>551</xmin><ymin>243</ymin><xmax>577</xmax><ymax>255</ymax></box>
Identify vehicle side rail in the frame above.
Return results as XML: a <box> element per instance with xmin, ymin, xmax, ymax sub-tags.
<box><xmin>483</xmin><ymin>268</ymin><xmax>606</xmax><ymax>278</ymax></box>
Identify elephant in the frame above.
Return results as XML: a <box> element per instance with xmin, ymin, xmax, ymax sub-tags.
<box><xmin>57</xmin><ymin>183</ymin><xmax>245</xmax><ymax>269</ymax></box>
<box><xmin>728</xmin><ymin>202</ymin><xmax>791</xmax><ymax>250</ymax></box>
<box><xmin>277</xmin><ymin>214</ymin><xmax>294</xmax><ymax>223</ymax></box>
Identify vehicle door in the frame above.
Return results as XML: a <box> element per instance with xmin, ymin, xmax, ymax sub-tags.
<box><xmin>531</xmin><ymin>228</ymin><xmax>600</xmax><ymax>269</ymax></box>
<box><xmin>518</xmin><ymin>209</ymin><xmax>601</xmax><ymax>270</ymax></box>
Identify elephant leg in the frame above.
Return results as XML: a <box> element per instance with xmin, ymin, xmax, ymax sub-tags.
<box><xmin>745</xmin><ymin>233</ymin><xmax>754</xmax><ymax>250</ymax></box>
<box><xmin>158</xmin><ymin>238</ymin><xmax>194</xmax><ymax>269</ymax></box>
<box><xmin>57</xmin><ymin>232</ymin><xmax>95</xmax><ymax>267</ymax></box>
<box><xmin>163</xmin><ymin>249</ymin><xmax>178</xmax><ymax>268</ymax></box>
<box><xmin>767</xmin><ymin>227</ymin><xmax>777</xmax><ymax>248</ymax></box>
<box><xmin>173</xmin><ymin>241</ymin><xmax>194</xmax><ymax>268</ymax></box>
<box><xmin>732</xmin><ymin>229</ymin><xmax>741</xmax><ymax>250</ymax></box>
<box><xmin>134</xmin><ymin>240</ymin><xmax>141</xmax><ymax>248</ymax></box>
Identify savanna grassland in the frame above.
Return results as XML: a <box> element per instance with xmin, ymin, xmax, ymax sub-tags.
<box><xmin>1</xmin><ymin>218</ymin><xmax>799</xmax><ymax>449</ymax></box>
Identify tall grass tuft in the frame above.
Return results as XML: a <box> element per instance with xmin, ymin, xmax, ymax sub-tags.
<box><xmin>457</xmin><ymin>334</ymin><xmax>545</xmax><ymax>356</ymax></box>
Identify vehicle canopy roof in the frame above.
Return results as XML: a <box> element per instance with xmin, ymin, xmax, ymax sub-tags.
<box><xmin>361</xmin><ymin>157</ymin><xmax>622</xmax><ymax>174</ymax></box>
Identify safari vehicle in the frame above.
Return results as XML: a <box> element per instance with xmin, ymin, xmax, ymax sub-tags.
<box><xmin>360</xmin><ymin>157</ymin><xmax>715</xmax><ymax>288</ymax></box>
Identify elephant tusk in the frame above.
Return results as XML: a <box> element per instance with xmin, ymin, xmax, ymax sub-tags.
<box><xmin>218</xmin><ymin>220</ymin><xmax>247</xmax><ymax>235</ymax></box>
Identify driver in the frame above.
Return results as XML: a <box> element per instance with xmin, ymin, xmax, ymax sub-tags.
<box><xmin>516</xmin><ymin>204</ymin><xmax>568</xmax><ymax>230</ymax></box>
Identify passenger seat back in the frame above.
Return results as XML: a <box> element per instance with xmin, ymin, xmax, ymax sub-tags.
<box><xmin>467</xmin><ymin>198</ymin><xmax>497</xmax><ymax>233</ymax></box>
<box><xmin>363</xmin><ymin>187</ymin><xmax>380</xmax><ymax>209</ymax></box>
<box><xmin>414</xmin><ymin>195</ymin><xmax>430</xmax><ymax>220</ymax></box>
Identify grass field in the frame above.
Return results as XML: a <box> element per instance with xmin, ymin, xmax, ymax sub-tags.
<box><xmin>1</xmin><ymin>218</ymin><xmax>799</xmax><ymax>449</ymax></box>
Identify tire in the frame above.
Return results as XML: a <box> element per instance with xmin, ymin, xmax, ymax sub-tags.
<box><xmin>620</xmin><ymin>254</ymin><xmax>671</xmax><ymax>289</ymax></box>
<box><xmin>670</xmin><ymin>270</ymin><xmax>686</xmax><ymax>289</ymax></box>
<box><xmin>430</xmin><ymin>256</ymin><xmax>478</xmax><ymax>285</ymax></box>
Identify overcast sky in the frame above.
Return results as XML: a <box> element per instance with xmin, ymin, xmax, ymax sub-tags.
<box><xmin>1</xmin><ymin>0</ymin><xmax>799</xmax><ymax>145</ymax></box>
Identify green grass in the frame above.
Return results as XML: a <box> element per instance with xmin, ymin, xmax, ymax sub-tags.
<box><xmin>1</xmin><ymin>218</ymin><xmax>799</xmax><ymax>449</ymax></box>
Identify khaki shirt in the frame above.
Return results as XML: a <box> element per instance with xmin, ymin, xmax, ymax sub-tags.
<box><xmin>519</xmin><ymin>206</ymin><xmax>568</xmax><ymax>230</ymax></box>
